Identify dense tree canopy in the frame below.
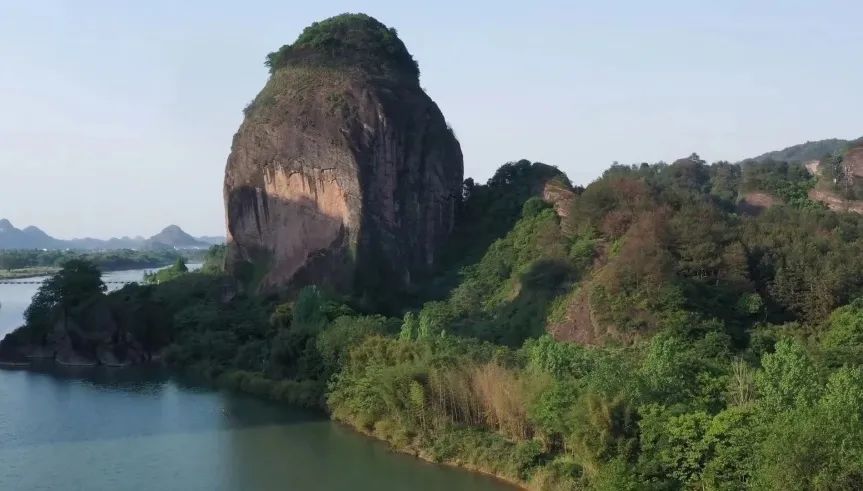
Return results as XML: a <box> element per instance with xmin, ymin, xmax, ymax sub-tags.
<box><xmin>24</xmin><ymin>259</ymin><xmax>106</xmax><ymax>334</ymax></box>
<box><xmin>265</xmin><ymin>13</ymin><xmax>419</xmax><ymax>79</ymax></box>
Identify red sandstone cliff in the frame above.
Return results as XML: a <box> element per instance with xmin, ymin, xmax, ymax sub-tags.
<box><xmin>223</xmin><ymin>15</ymin><xmax>463</xmax><ymax>298</ymax></box>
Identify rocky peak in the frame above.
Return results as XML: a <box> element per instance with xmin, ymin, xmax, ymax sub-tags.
<box><xmin>0</xmin><ymin>219</ymin><xmax>14</xmax><ymax>232</ymax></box>
<box><xmin>224</xmin><ymin>14</ymin><xmax>463</xmax><ymax>304</ymax></box>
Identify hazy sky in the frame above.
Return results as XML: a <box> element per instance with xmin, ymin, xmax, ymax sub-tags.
<box><xmin>1</xmin><ymin>1</ymin><xmax>861</xmax><ymax>238</ymax></box>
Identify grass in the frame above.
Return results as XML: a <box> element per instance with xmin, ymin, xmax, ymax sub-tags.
<box><xmin>243</xmin><ymin>66</ymin><xmax>353</xmax><ymax>121</ymax></box>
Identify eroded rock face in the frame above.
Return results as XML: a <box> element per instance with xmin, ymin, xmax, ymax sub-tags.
<box><xmin>224</xmin><ymin>19</ymin><xmax>463</xmax><ymax>298</ymax></box>
<box><xmin>843</xmin><ymin>146</ymin><xmax>863</xmax><ymax>179</ymax></box>
<box><xmin>542</xmin><ymin>179</ymin><xmax>578</xmax><ymax>234</ymax></box>
<box><xmin>805</xmin><ymin>144</ymin><xmax>863</xmax><ymax>214</ymax></box>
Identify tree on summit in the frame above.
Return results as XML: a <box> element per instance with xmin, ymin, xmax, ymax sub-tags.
<box><xmin>24</xmin><ymin>259</ymin><xmax>105</xmax><ymax>335</ymax></box>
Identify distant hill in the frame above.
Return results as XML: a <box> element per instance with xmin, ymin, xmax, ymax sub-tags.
<box><xmin>743</xmin><ymin>138</ymin><xmax>850</xmax><ymax>164</ymax></box>
<box><xmin>145</xmin><ymin>225</ymin><xmax>209</xmax><ymax>249</ymax></box>
<box><xmin>0</xmin><ymin>219</ymin><xmax>66</xmax><ymax>249</ymax></box>
<box><xmin>0</xmin><ymin>220</ymin><xmax>219</xmax><ymax>250</ymax></box>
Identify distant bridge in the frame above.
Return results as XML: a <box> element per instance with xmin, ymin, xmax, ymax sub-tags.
<box><xmin>0</xmin><ymin>280</ymin><xmax>137</xmax><ymax>285</ymax></box>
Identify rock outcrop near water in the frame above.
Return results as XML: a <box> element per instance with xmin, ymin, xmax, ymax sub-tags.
<box><xmin>223</xmin><ymin>14</ymin><xmax>464</xmax><ymax>299</ymax></box>
<box><xmin>0</xmin><ymin>297</ymin><xmax>150</xmax><ymax>367</ymax></box>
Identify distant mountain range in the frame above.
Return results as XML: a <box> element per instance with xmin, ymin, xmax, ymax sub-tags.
<box><xmin>0</xmin><ymin>220</ymin><xmax>224</xmax><ymax>250</ymax></box>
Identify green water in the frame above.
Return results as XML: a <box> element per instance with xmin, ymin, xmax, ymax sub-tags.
<box><xmin>0</xmin><ymin>270</ymin><xmax>514</xmax><ymax>491</ymax></box>
<box><xmin>0</xmin><ymin>367</ymin><xmax>513</xmax><ymax>491</ymax></box>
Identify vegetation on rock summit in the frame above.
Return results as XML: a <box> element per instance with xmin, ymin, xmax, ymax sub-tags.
<box><xmin>265</xmin><ymin>13</ymin><xmax>419</xmax><ymax>80</ymax></box>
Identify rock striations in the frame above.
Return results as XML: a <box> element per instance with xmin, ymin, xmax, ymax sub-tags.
<box><xmin>223</xmin><ymin>14</ymin><xmax>464</xmax><ymax>299</ymax></box>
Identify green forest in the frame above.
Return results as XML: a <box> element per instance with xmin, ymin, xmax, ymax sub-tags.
<box><xmin>264</xmin><ymin>13</ymin><xmax>419</xmax><ymax>79</ymax></box>
<box><xmin>6</xmin><ymin>156</ymin><xmax>863</xmax><ymax>490</ymax></box>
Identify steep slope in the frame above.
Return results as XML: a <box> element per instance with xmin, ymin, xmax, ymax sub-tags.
<box><xmin>224</xmin><ymin>14</ymin><xmax>463</xmax><ymax>301</ymax></box>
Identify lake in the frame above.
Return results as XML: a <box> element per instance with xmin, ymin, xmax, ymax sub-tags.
<box><xmin>0</xmin><ymin>267</ymin><xmax>514</xmax><ymax>491</ymax></box>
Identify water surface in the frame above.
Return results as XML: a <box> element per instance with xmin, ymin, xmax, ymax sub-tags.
<box><xmin>0</xmin><ymin>268</ymin><xmax>513</xmax><ymax>491</ymax></box>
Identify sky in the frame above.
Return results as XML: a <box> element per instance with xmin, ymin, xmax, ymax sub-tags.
<box><xmin>1</xmin><ymin>1</ymin><xmax>861</xmax><ymax>238</ymax></box>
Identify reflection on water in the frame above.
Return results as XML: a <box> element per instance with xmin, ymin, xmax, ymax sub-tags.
<box><xmin>0</xmin><ymin>366</ymin><xmax>513</xmax><ymax>491</ymax></box>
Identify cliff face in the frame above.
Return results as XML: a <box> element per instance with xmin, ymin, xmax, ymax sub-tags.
<box><xmin>224</xmin><ymin>15</ymin><xmax>463</xmax><ymax>297</ymax></box>
<box><xmin>842</xmin><ymin>145</ymin><xmax>863</xmax><ymax>179</ymax></box>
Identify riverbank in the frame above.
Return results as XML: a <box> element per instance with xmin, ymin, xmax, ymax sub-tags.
<box><xmin>125</xmin><ymin>362</ymin><xmax>527</xmax><ymax>489</ymax></box>
<box><xmin>0</xmin><ymin>359</ymin><xmax>528</xmax><ymax>489</ymax></box>
<box><xmin>0</xmin><ymin>264</ymin><xmax>162</xmax><ymax>281</ymax></box>
<box><xmin>0</xmin><ymin>266</ymin><xmax>536</xmax><ymax>490</ymax></box>
<box><xmin>0</xmin><ymin>261</ymin><xmax>203</xmax><ymax>281</ymax></box>
<box><xmin>0</xmin><ymin>361</ymin><xmax>29</xmax><ymax>367</ymax></box>
<box><xmin>0</xmin><ymin>365</ymin><xmax>512</xmax><ymax>491</ymax></box>
<box><xmin>193</xmin><ymin>367</ymin><xmax>530</xmax><ymax>490</ymax></box>
<box><xmin>345</xmin><ymin>421</ymin><xmax>528</xmax><ymax>490</ymax></box>
<box><xmin>0</xmin><ymin>248</ymin><xmax>208</xmax><ymax>281</ymax></box>
<box><xmin>0</xmin><ymin>267</ymin><xmax>58</xmax><ymax>280</ymax></box>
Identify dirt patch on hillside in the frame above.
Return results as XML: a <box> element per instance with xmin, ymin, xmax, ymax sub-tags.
<box><xmin>845</xmin><ymin>147</ymin><xmax>863</xmax><ymax>178</ymax></box>
<box><xmin>738</xmin><ymin>192</ymin><xmax>779</xmax><ymax>215</ymax></box>
<box><xmin>809</xmin><ymin>189</ymin><xmax>863</xmax><ymax>214</ymax></box>
<box><xmin>548</xmin><ymin>289</ymin><xmax>601</xmax><ymax>345</ymax></box>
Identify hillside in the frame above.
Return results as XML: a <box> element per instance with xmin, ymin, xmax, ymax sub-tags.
<box><xmin>749</xmin><ymin>139</ymin><xmax>863</xmax><ymax>215</ymax></box>
<box><xmin>7</xmin><ymin>153</ymin><xmax>863</xmax><ymax>489</ymax></box>
<box><xmin>743</xmin><ymin>137</ymin><xmax>849</xmax><ymax>163</ymax></box>
<box><xmin>733</xmin><ymin>139</ymin><xmax>863</xmax><ymax>217</ymax></box>
<box><xmin>145</xmin><ymin>225</ymin><xmax>209</xmax><ymax>249</ymax></box>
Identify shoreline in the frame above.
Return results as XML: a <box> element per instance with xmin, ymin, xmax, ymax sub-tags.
<box><xmin>339</xmin><ymin>420</ymin><xmax>528</xmax><ymax>490</ymax></box>
<box><xmin>0</xmin><ymin>265</ymin><xmax>161</xmax><ymax>281</ymax></box>
<box><xmin>0</xmin><ymin>360</ymin><xmax>528</xmax><ymax>489</ymax></box>
<box><xmin>0</xmin><ymin>360</ymin><xmax>30</xmax><ymax>367</ymax></box>
<box><xmin>0</xmin><ymin>362</ymin><xmax>529</xmax><ymax>490</ymax></box>
<box><xmin>0</xmin><ymin>260</ymin><xmax>203</xmax><ymax>281</ymax></box>
<box><xmin>0</xmin><ymin>268</ymin><xmax>60</xmax><ymax>280</ymax></box>
<box><xmin>54</xmin><ymin>358</ymin><xmax>99</xmax><ymax>367</ymax></box>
